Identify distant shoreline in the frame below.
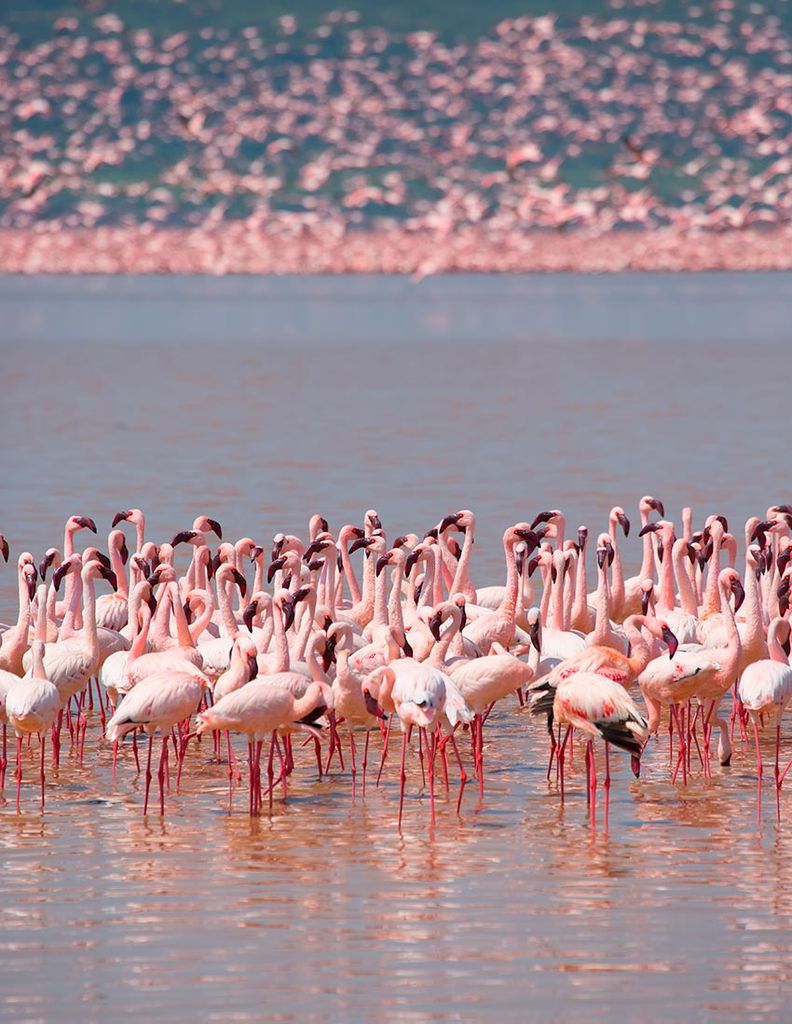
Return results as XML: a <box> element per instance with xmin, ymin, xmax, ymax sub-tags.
<box><xmin>3</xmin><ymin>226</ymin><xmax>792</xmax><ymax>275</ymax></box>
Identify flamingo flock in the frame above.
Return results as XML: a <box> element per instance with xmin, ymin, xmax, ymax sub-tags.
<box><xmin>4</xmin><ymin>5</ymin><xmax>792</xmax><ymax>273</ymax></box>
<box><xmin>1</xmin><ymin>499</ymin><xmax>792</xmax><ymax>827</ymax></box>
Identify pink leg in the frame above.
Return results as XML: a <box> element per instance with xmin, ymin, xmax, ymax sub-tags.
<box><xmin>446</xmin><ymin>731</ymin><xmax>468</xmax><ymax>814</ymax></box>
<box><xmin>15</xmin><ymin>735</ymin><xmax>22</xmax><ymax>814</ymax></box>
<box><xmin>158</xmin><ymin>734</ymin><xmax>169</xmax><ymax>816</ymax></box>
<box><xmin>349</xmin><ymin>732</ymin><xmax>357</xmax><ymax>798</ymax></box>
<box><xmin>266</xmin><ymin>734</ymin><xmax>275</xmax><ymax>813</ymax></box>
<box><xmin>39</xmin><ymin>732</ymin><xmax>46</xmax><ymax>812</ymax></box>
<box><xmin>361</xmin><ymin>729</ymin><xmax>370</xmax><ymax>797</ymax></box>
<box><xmin>132</xmin><ymin>730</ymin><xmax>141</xmax><ymax>774</ymax></box>
<box><xmin>398</xmin><ymin>729</ymin><xmax>408</xmax><ymax>831</ymax></box>
<box><xmin>558</xmin><ymin>726</ymin><xmax>572</xmax><ymax>804</ymax></box>
<box><xmin>417</xmin><ymin>728</ymin><xmax>426</xmax><ymax>787</ymax></box>
<box><xmin>227</xmin><ymin>732</ymin><xmax>235</xmax><ymax>812</ymax></box>
<box><xmin>546</xmin><ymin>725</ymin><xmax>558</xmax><ymax>782</ymax></box>
<box><xmin>376</xmin><ymin>716</ymin><xmax>392</xmax><ymax>787</ymax></box>
<box><xmin>427</xmin><ymin>728</ymin><xmax>437</xmax><ymax>827</ymax></box>
<box><xmin>0</xmin><ymin>722</ymin><xmax>6</xmax><ymax>790</ymax></box>
<box><xmin>671</xmin><ymin>705</ymin><xmax>688</xmax><ymax>786</ymax></box>
<box><xmin>248</xmin><ymin>741</ymin><xmax>255</xmax><ymax>817</ymax></box>
<box><xmin>775</xmin><ymin>720</ymin><xmax>782</xmax><ymax>823</ymax></box>
<box><xmin>752</xmin><ymin>718</ymin><xmax>763</xmax><ymax>825</ymax></box>
<box><xmin>143</xmin><ymin>733</ymin><xmax>153</xmax><ymax>815</ymax></box>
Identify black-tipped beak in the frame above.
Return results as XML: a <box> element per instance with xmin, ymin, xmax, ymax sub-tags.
<box><xmin>731</xmin><ymin>578</ymin><xmax>745</xmax><ymax>613</ymax></box>
<box><xmin>641</xmin><ymin>588</ymin><xmax>651</xmax><ymax>616</ymax></box>
<box><xmin>119</xmin><ymin>539</ymin><xmax>129</xmax><ymax>566</ymax></box>
<box><xmin>368</xmin><ymin>513</ymin><xmax>382</xmax><ymax>532</ymax></box>
<box><xmin>100</xmin><ymin>565</ymin><xmax>118</xmax><ymax>589</ymax></box>
<box><xmin>111</xmin><ymin>510</ymin><xmax>131</xmax><ymax>528</ymax></box>
<box><xmin>777</xmin><ymin>551</ymin><xmax>791</xmax><ymax>576</ymax></box>
<box><xmin>649</xmin><ymin>498</ymin><xmax>665</xmax><ymax>516</ymax></box>
<box><xmin>147</xmin><ymin>566</ymin><xmax>165</xmax><ymax>587</ymax></box>
<box><xmin>53</xmin><ymin>563</ymin><xmax>69</xmax><ymax>592</ymax></box>
<box><xmin>26</xmin><ymin>570</ymin><xmax>37</xmax><ymax>601</ymax></box>
<box><xmin>281</xmin><ymin>596</ymin><xmax>295</xmax><ymax>632</ymax></box>
<box><xmin>243</xmin><ymin>603</ymin><xmax>257</xmax><ymax>632</ymax></box>
<box><xmin>617</xmin><ymin>512</ymin><xmax>630</xmax><ymax>537</ymax></box>
<box><xmin>375</xmin><ymin>554</ymin><xmax>391</xmax><ymax>577</ymax></box>
<box><xmin>527</xmin><ymin>555</ymin><xmax>540</xmax><ymax>578</ymax></box>
<box><xmin>231</xmin><ymin>568</ymin><xmax>247</xmax><ymax>598</ymax></box>
<box><xmin>404</xmin><ymin>550</ymin><xmax>421</xmax><ymax>576</ymax></box>
<box><xmin>292</xmin><ymin>586</ymin><xmax>311</xmax><ymax>605</ymax></box>
<box><xmin>206</xmin><ymin>518</ymin><xmax>222</xmax><ymax>539</ymax></box>
<box><xmin>209</xmin><ymin>553</ymin><xmax>221</xmax><ymax>579</ymax></box>
<box><xmin>661</xmin><ymin>625</ymin><xmax>678</xmax><ymax>659</ymax></box>
<box><xmin>514</xmin><ymin>528</ymin><xmax>540</xmax><ymax>553</ymax></box>
<box><xmin>349</xmin><ymin>537</ymin><xmax>373</xmax><ymax>555</ymax></box>
<box><xmin>783</xmin><ymin>632</ymin><xmax>792</xmax><ymax>657</ymax></box>
<box><xmin>530</xmin><ymin>511</ymin><xmax>555</xmax><ymax>529</ymax></box>
<box><xmin>401</xmin><ymin>635</ymin><xmax>414</xmax><ymax>658</ymax></box>
<box><xmin>529</xmin><ymin>619</ymin><xmax>542</xmax><ymax>653</ymax></box>
<box><xmin>577</xmin><ymin>527</ymin><xmax>588</xmax><ymax>550</ymax></box>
<box><xmin>429</xmin><ymin>612</ymin><xmax>443</xmax><ymax>642</ymax></box>
<box><xmin>0</xmin><ymin>536</ymin><xmax>8</xmax><ymax>563</ymax></box>
<box><xmin>364</xmin><ymin>690</ymin><xmax>386</xmax><ymax>720</ymax></box>
<box><xmin>596</xmin><ymin>547</ymin><xmax>607</xmax><ymax>570</ymax></box>
<box><xmin>172</xmin><ymin>530</ymin><xmax>198</xmax><ymax>546</ymax></box>
<box><xmin>439</xmin><ymin>512</ymin><xmax>463</xmax><ymax>533</ymax></box>
<box><xmin>639</xmin><ymin>522</ymin><xmax>659</xmax><ymax>537</ymax></box>
<box><xmin>250</xmin><ymin>545</ymin><xmax>264</xmax><ymax>561</ymax></box>
<box><xmin>715</xmin><ymin>515</ymin><xmax>728</xmax><ymax>531</ymax></box>
<box><xmin>267</xmin><ymin>556</ymin><xmax>286</xmax><ymax>583</ymax></box>
<box><xmin>77</xmin><ymin>516</ymin><xmax>97</xmax><ymax>533</ymax></box>
<box><xmin>247</xmin><ymin>654</ymin><xmax>259</xmax><ymax>682</ymax></box>
<box><xmin>147</xmin><ymin>592</ymin><xmax>158</xmax><ymax>616</ymax></box>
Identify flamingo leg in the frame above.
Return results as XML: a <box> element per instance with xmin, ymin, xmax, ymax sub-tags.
<box><xmin>362</xmin><ymin>729</ymin><xmax>370</xmax><ymax>797</ymax></box>
<box><xmin>227</xmin><ymin>732</ymin><xmax>235</xmax><ymax>812</ymax></box>
<box><xmin>39</xmin><ymin>732</ymin><xmax>46</xmax><ymax>811</ymax></box>
<box><xmin>398</xmin><ymin>728</ymin><xmax>408</xmax><ymax>831</ymax></box>
<box><xmin>445</xmin><ymin>730</ymin><xmax>468</xmax><ymax>814</ymax></box>
<box><xmin>376</xmin><ymin>716</ymin><xmax>392</xmax><ymax>787</ymax></box>
<box><xmin>248</xmin><ymin>741</ymin><xmax>254</xmax><ymax>817</ymax></box>
<box><xmin>671</xmin><ymin>705</ymin><xmax>688</xmax><ymax>786</ymax></box>
<box><xmin>349</xmin><ymin>731</ymin><xmax>357</xmax><ymax>798</ymax></box>
<box><xmin>132</xmin><ymin>730</ymin><xmax>141</xmax><ymax>774</ymax></box>
<box><xmin>0</xmin><ymin>722</ymin><xmax>6</xmax><ymax>790</ymax></box>
<box><xmin>143</xmin><ymin>733</ymin><xmax>153</xmax><ymax>815</ymax></box>
<box><xmin>427</xmin><ymin>728</ymin><xmax>437</xmax><ymax>828</ymax></box>
<box><xmin>775</xmin><ymin>720</ymin><xmax>782</xmax><ymax>823</ymax></box>
<box><xmin>752</xmin><ymin>718</ymin><xmax>763</xmax><ymax>825</ymax></box>
<box><xmin>158</xmin><ymin>734</ymin><xmax>169</xmax><ymax>816</ymax></box>
<box><xmin>267</xmin><ymin>733</ymin><xmax>275</xmax><ymax>813</ymax></box>
<box><xmin>15</xmin><ymin>734</ymin><xmax>22</xmax><ymax>814</ymax></box>
<box><xmin>558</xmin><ymin>726</ymin><xmax>572</xmax><ymax>804</ymax></box>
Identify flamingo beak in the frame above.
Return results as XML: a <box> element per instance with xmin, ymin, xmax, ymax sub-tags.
<box><xmin>172</xmin><ymin>530</ymin><xmax>199</xmax><ymax>546</ymax></box>
<box><xmin>111</xmin><ymin>510</ymin><xmax>131</xmax><ymax>527</ymax></box>
<box><xmin>231</xmin><ymin>568</ymin><xmax>247</xmax><ymax>598</ymax></box>
<box><xmin>267</xmin><ymin>556</ymin><xmax>286</xmax><ymax>583</ymax></box>
<box><xmin>76</xmin><ymin>516</ymin><xmax>97</xmax><ymax>533</ymax></box>
<box><xmin>281</xmin><ymin>596</ymin><xmax>295</xmax><ymax>632</ymax></box>
<box><xmin>26</xmin><ymin>569</ymin><xmax>38</xmax><ymax>601</ymax></box>
<box><xmin>429</xmin><ymin>612</ymin><xmax>443</xmax><ymax>642</ymax></box>
<box><xmin>52</xmin><ymin>562</ymin><xmax>69</xmax><ymax>592</ymax></box>
<box><xmin>0</xmin><ymin>536</ymin><xmax>8</xmax><ymax>563</ymax></box>
<box><xmin>639</xmin><ymin>522</ymin><xmax>659</xmax><ymax>537</ymax></box>
<box><xmin>364</xmin><ymin>690</ymin><xmax>386</xmax><ymax>720</ymax></box>
<box><xmin>439</xmin><ymin>512</ymin><xmax>463</xmax><ymax>533</ymax></box>
<box><xmin>206</xmin><ymin>518</ymin><xmax>223</xmax><ymax>539</ymax></box>
<box><xmin>731</xmin><ymin>578</ymin><xmax>745</xmax><ymax>613</ymax></box>
<box><xmin>119</xmin><ymin>539</ymin><xmax>129</xmax><ymax>565</ymax></box>
<box><xmin>649</xmin><ymin>498</ymin><xmax>665</xmax><ymax>516</ymax></box>
<box><xmin>349</xmin><ymin>537</ymin><xmax>373</xmax><ymax>555</ymax></box>
<box><xmin>596</xmin><ymin>548</ymin><xmax>608</xmax><ymax>570</ymax></box>
<box><xmin>661</xmin><ymin>625</ymin><xmax>678</xmax><ymax>659</ymax></box>
<box><xmin>617</xmin><ymin>512</ymin><xmax>630</xmax><ymax>537</ymax></box>
<box><xmin>100</xmin><ymin>565</ymin><xmax>118</xmax><ymax>589</ymax></box>
<box><xmin>529</xmin><ymin>619</ymin><xmax>542</xmax><ymax>653</ymax></box>
<box><xmin>242</xmin><ymin>603</ymin><xmax>257</xmax><ymax>632</ymax></box>
<box><xmin>375</xmin><ymin>554</ymin><xmax>391</xmax><ymax>577</ymax></box>
<box><xmin>247</xmin><ymin>654</ymin><xmax>259</xmax><ymax>681</ymax></box>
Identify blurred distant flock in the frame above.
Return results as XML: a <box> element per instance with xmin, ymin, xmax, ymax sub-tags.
<box><xmin>3</xmin><ymin>1</ymin><xmax>792</xmax><ymax>272</ymax></box>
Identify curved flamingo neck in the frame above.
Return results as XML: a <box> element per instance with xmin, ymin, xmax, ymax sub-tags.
<box><xmin>188</xmin><ymin>593</ymin><xmax>215</xmax><ymax>642</ymax></box>
<box><xmin>498</xmin><ymin>533</ymin><xmax>520</xmax><ymax>621</ymax></box>
<box><xmin>608</xmin><ymin>519</ymin><xmax>625</xmax><ymax>612</ymax></box>
<box><xmin>339</xmin><ymin>533</ymin><xmax>362</xmax><ymax>606</ymax></box>
<box><xmin>589</xmin><ymin>562</ymin><xmax>613</xmax><ymax>645</ymax></box>
<box><xmin>272</xmin><ymin>604</ymin><xmax>290</xmax><ymax>673</ymax></box>
<box><xmin>292</xmin><ymin>594</ymin><xmax>317</xmax><ymax>662</ymax></box>
<box><xmin>429</xmin><ymin>606</ymin><xmax>462</xmax><ymax>668</ymax></box>
<box><xmin>767</xmin><ymin>620</ymin><xmax>789</xmax><ymax>664</ymax></box>
<box><xmin>571</xmin><ymin>537</ymin><xmax>589</xmax><ymax>629</ymax></box>
<box><xmin>622</xmin><ymin>616</ymin><xmax>653</xmax><ymax>675</ymax></box>
<box><xmin>129</xmin><ymin>604</ymin><xmax>152</xmax><ymax>660</ymax></box>
<box><xmin>449</xmin><ymin>525</ymin><xmax>477</xmax><ymax>602</ymax></box>
<box><xmin>671</xmin><ymin>541</ymin><xmax>698</xmax><ymax>616</ymax></box>
<box><xmin>109</xmin><ymin>537</ymin><xmax>129</xmax><ymax>599</ymax></box>
<box><xmin>169</xmin><ymin>583</ymin><xmax>195</xmax><ymax>649</ymax></box>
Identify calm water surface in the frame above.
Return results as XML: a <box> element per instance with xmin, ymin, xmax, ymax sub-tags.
<box><xmin>2</xmin><ymin>273</ymin><xmax>792</xmax><ymax>1023</ymax></box>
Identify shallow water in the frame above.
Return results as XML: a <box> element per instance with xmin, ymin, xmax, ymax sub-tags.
<box><xmin>2</xmin><ymin>273</ymin><xmax>792</xmax><ymax>1023</ymax></box>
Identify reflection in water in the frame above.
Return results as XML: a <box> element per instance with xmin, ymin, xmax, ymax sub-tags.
<box><xmin>2</xmin><ymin>275</ymin><xmax>792</xmax><ymax>1022</ymax></box>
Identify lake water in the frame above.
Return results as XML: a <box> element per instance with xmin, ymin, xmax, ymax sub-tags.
<box><xmin>1</xmin><ymin>273</ymin><xmax>792</xmax><ymax>1023</ymax></box>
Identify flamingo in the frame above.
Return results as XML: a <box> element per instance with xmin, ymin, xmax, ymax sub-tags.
<box><xmin>738</xmin><ymin>617</ymin><xmax>792</xmax><ymax>820</ymax></box>
<box><xmin>106</xmin><ymin>664</ymin><xmax>209</xmax><ymax>815</ymax></box>
<box><xmin>5</xmin><ymin>585</ymin><xmax>61</xmax><ymax>812</ymax></box>
<box><xmin>196</xmin><ymin>681</ymin><xmax>325</xmax><ymax>815</ymax></box>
